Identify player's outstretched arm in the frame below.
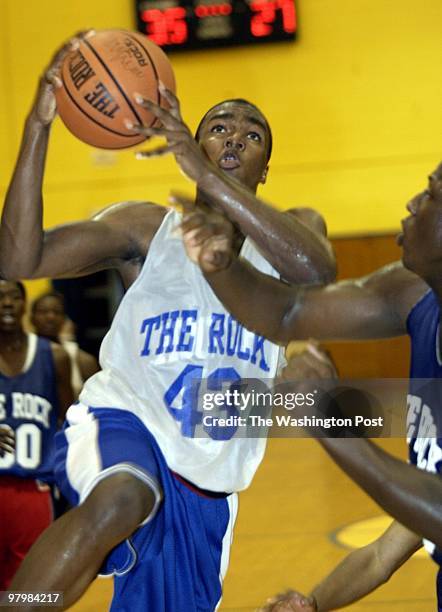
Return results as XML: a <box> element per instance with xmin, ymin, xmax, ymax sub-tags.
<box><xmin>1</xmin><ymin>32</ymin><xmax>86</xmax><ymax>279</ymax></box>
<box><xmin>309</xmin><ymin>521</ymin><xmax>421</xmax><ymax>611</ymax></box>
<box><xmin>320</xmin><ymin>437</ymin><xmax>442</xmax><ymax>549</ymax></box>
<box><xmin>180</xmin><ymin>207</ymin><xmax>426</xmax><ymax>343</ymax></box>
<box><xmin>0</xmin><ymin>34</ymin><xmax>165</xmax><ymax>283</ymax></box>
<box><xmin>131</xmin><ymin>88</ymin><xmax>336</xmax><ymax>285</ymax></box>
<box><xmin>283</xmin><ymin>346</ymin><xmax>442</xmax><ymax>549</ymax></box>
<box><xmin>261</xmin><ymin>521</ymin><xmax>421</xmax><ymax>611</ymax></box>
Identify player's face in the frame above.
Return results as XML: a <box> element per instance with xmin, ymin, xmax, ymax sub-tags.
<box><xmin>31</xmin><ymin>296</ymin><xmax>65</xmax><ymax>340</ymax></box>
<box><xmin>400</xmin><ymin>163</ymin><xmax>442</xmax><ymax>283</ymax></box>
<box><xmin>197</xmin><ymin>102</ymin><xmax>270</xmax><ymax>192</ymax></box>
<box><xmin>0</xmin><ymin>281</ymin><xmax>25</xmax><ymax>332</ymax></box>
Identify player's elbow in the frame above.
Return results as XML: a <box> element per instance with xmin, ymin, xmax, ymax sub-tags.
<box><xmin>325</xmin><ymin>248</ymin><xmax>337</xmax><ymax>283</ymax></box>
<box><xmin>0</xmin><ymin>244</ymin><xmax>40</xmax><ymax>280</ymax></box>
<box><xmin>0</xmin><ymin>261</ymin><xmax>26</xmax><ymax>281</ymax></box>
<box><xmin>285</xmin><ymin>207</ymin><xmax>337</xmax><ymax>285</ymax></box>
<box><xmin>317</xmin><ymin>256</ymin><xmax>337</xmax><ymax>285</ymax></box>
<box><xmin>310</xmin><ymin>246</ymin><xmax>337</xmax><ymax>285</ymax></box>
<box><xmin>284</xmin><ymin>247</ymin><xmax>337</xmax><ymax>286</ymax></box>
<box><xmin>0</xmin><ymin>261</ymin><xmax>37</xmax><ymax>281</ymax></box>
<box><xmin>0</xmin><ymin>266</ymin><xmax>14</xmax><ymax>281</ymax></box>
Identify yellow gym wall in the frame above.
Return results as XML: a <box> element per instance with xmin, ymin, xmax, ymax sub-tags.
<box><xmin>0</xmin><ymin>0</ymin><xmax>441</xmax><ymax>298</ymax></box>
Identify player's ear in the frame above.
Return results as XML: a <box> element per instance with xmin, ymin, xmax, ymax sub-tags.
<box><xmin>260</xmin><ymin>165</ymin><xmax>269</xmax><ymax>184</ymax></box>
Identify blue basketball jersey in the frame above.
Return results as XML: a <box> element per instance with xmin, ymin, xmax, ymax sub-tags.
<box><xmin>407</xmin><ymin>289</ymin><xmax>442</xmax><ymax>568</ymax></box>
<box><xmin>0</xmin><ymin>334</ymin><xmax>59</xmax><ymax>482</ymax></box>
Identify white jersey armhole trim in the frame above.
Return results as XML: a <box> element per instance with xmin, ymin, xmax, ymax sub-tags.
<box><xmin>123</xmin><ymin>207</ymin><xmax>175</xmax><ymax>295</ymax></box>
<box><xmin>423</xmin><ymin>537</ymin><xmax>436</xmax><ymax>556</ymax></box>
<box><xmin>80</xmin><ymin>462</ymin><xmax>163</xmax><ymax>526</ymax></box>
<box><xmin>97</xmin><ymin>538</ymin><xmax>139</xmax><ymax>578</ymax></box>
<box><xmin>22</xmin><ymin>333</ymin><xmax>38</xmax><ymax>373</ymax></box>
<box><xmin>436</xmin><ymin>323</ymin><xmax>442</xmax><ymax>367</ymax></box>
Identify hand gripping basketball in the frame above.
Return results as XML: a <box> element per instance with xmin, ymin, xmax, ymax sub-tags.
<box><xmin>53</xmin><ymin>30</ymin><xmax>176</xmax><ymax>148</ymax></box>
<box><xmin>31</xmin><ymin>30</ymin><xmax>94</xmax><ymax>127</ymax></box>
<box><xmin>131</xmin><ymin>85</ymin><xmax>213</xmax><ymax>184</ymax></box>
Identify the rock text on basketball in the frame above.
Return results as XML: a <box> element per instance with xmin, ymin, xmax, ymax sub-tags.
<box><xmin>123</xmin><ymin>37</ymin><xmax>148</xmax><ymax>67</ymax></box>
<box><xmin>84</xmin><ymin>82</ymin><xmax>120</xmax><ymax>119</ymax></box>
<box><xmin>68</xmin><ymin>50</ymin><xmax>96</xmax><ymax>90</ymax></box>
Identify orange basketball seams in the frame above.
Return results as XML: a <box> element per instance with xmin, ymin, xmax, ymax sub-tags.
<box><xmin>55</xmin><ymin>30</ymin><xmax>176</xmax><ymax>149</ymax></box>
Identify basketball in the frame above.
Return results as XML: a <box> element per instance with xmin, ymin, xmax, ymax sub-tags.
<box><xmin>55</xmin><ymin>30</ymin><xmax>176</xmax><ymax>149</ymax></box>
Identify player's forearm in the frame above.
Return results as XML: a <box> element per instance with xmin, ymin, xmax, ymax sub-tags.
<box><xmin>198</xmin><ymin>171</ymin><xmax>335</xmax><ymax>284</ymax></box>
<box><xmin>311</xmin><ymin>545</ymin><xmax>388</xmax><ymax>611</ymax></box>
<box><xmin>0</xmin><ymin>114</ymin><xmax>49</xmax><ymax>278</ymax></box>
<box><xmin>205</xmin><ymin>257</ymin><xmax>298</xmax><ymax>344</ymax></box>
<box><xmin>320</xmin><ymin>438</ymin><xmax>442</xmax><ymax>548</ymax></box>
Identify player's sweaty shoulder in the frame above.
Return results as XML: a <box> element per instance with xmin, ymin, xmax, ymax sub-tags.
<box><xmin>92</xmin><ymin>200</ymin><xmax>168</xmax><ymax>260</ymax></box>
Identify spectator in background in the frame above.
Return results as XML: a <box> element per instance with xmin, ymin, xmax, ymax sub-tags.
<box><xmin>31</xmin><ymin>291</ymin><xmax>99</xmax><ymax>398</ymax></box>
<box><xmin>0</xmin><ymin>280</ymin><xmax>73</xmax><ymax>588</ymax></box>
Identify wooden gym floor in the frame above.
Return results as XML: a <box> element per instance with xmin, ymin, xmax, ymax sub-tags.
<box><xmin>70</xmin><ymin>438</ymin><xmax>436</xmax><ymax>611</ymax></box>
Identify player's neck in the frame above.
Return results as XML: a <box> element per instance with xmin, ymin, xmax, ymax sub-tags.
<box><xmin>40</xmin><ymin>333</ymin><xmax>60</xmax><ymax>344</ymax></box>
<box><xmin>0</xmin><ymin>329</ymin><xmax>27</xmax><ymax>353</ymax></box>
<box><xmin>0</xmin><ymin>330</ymin><xmax>28</xmax><ymax>377</ymax></box>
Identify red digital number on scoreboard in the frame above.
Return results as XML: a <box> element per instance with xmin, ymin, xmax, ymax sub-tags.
<box><xmin>141</xmin><ymin>7</ymin><xmax>188</xmax><ymax>46</ymax></box>
<box><xmin>137</xmin><ymin>0</ymin><xmax>296</xmax><ymax>48</ymax></box>
<box><xmin>250</xmin><ymin>0</ymin><xmax>296</xmax><ymax>37</ymax></box>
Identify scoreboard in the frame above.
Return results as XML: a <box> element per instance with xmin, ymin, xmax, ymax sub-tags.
<box><xmin>135</xmin><ymin>0</ymin><xmax>297</xmax><ymax>51</ymax></box>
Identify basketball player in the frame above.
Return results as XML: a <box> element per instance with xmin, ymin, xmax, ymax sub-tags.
<box><xmin>0</xmin><ymin>35</ymin><xmax>334</xmax><ymax>611</ymax></box>
<box><xmin>0</xmin><ymin>280</ymin><xmax>73</xmax><ymax>589</ymax></box>
<box><xmin>255</xmin><ymin>345</ymin><xmax>442</xmax><ymax>611</ymax></box>
<box><xmin>31</xmin><ymin>291</ymin><xmax>99</xmax><ymax>397</ymax></box>
<box><xmin>179</xmin><ymin>163</ymin><xmax>442</xmax><ymax>609</ymax></box>
<box><xmin>279</xmin><ymin>344</ymin><xmax>442</xmax><ymax>550</ymax></box>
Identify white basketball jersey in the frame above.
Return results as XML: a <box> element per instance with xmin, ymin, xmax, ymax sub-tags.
<box><xmin>79</xmin><ymin>209</ymin><xmax>283</xmax><ymax>492</ymax></box>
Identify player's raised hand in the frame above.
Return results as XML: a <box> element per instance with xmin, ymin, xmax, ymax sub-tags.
<box><xmin>276</xmin><ymin>342</ymin><xmax>338</xmax><ymax>424</ymax></box>
<box><xmin>31</xmin><ymin>30</ymin><xmax>95</xmax><ymax>126</ymax></box>
<box><xmin>170</xmin><ymin>193</ymin><xmax>235</xmax><ymax>273</ymax></box>
<box><xmin>259</xmin><ymin>589</ymin><xmax>317</xmax><ymax>611</ymax></box>
<box><xmin>279</xmin><ymin>342</ymin><xmax>338</xmax><ymax>384</ymax></box>
<box><xmin>131</xmin><ymin>84</ymin><xmax>213</xmax><ymax>184</ymax></box>
<box><xmin>0</xmin><ymin>425</ymin><xmax>15</xmax><ymax>456</ymax></box>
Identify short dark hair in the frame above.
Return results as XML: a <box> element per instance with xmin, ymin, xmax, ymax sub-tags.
<box><xmin>0</xmin><ymin>278</ymin><xmax>26</xmax><ymax>299</ymax></box>
<box><xmin>31</xmin><ymin>290</ymin><xmax>65</xmax><ymax>314</ymax></box>
<box><xmin>195</xmin><ymin>99</ymin><xmax>273</xmax><ymax>162</ymax></box>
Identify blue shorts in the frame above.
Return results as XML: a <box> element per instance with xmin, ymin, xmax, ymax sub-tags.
<box><xmin>54</xmin><ymin>405</ymin><xmax>238</xmax><ymax>612</ymax></box>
